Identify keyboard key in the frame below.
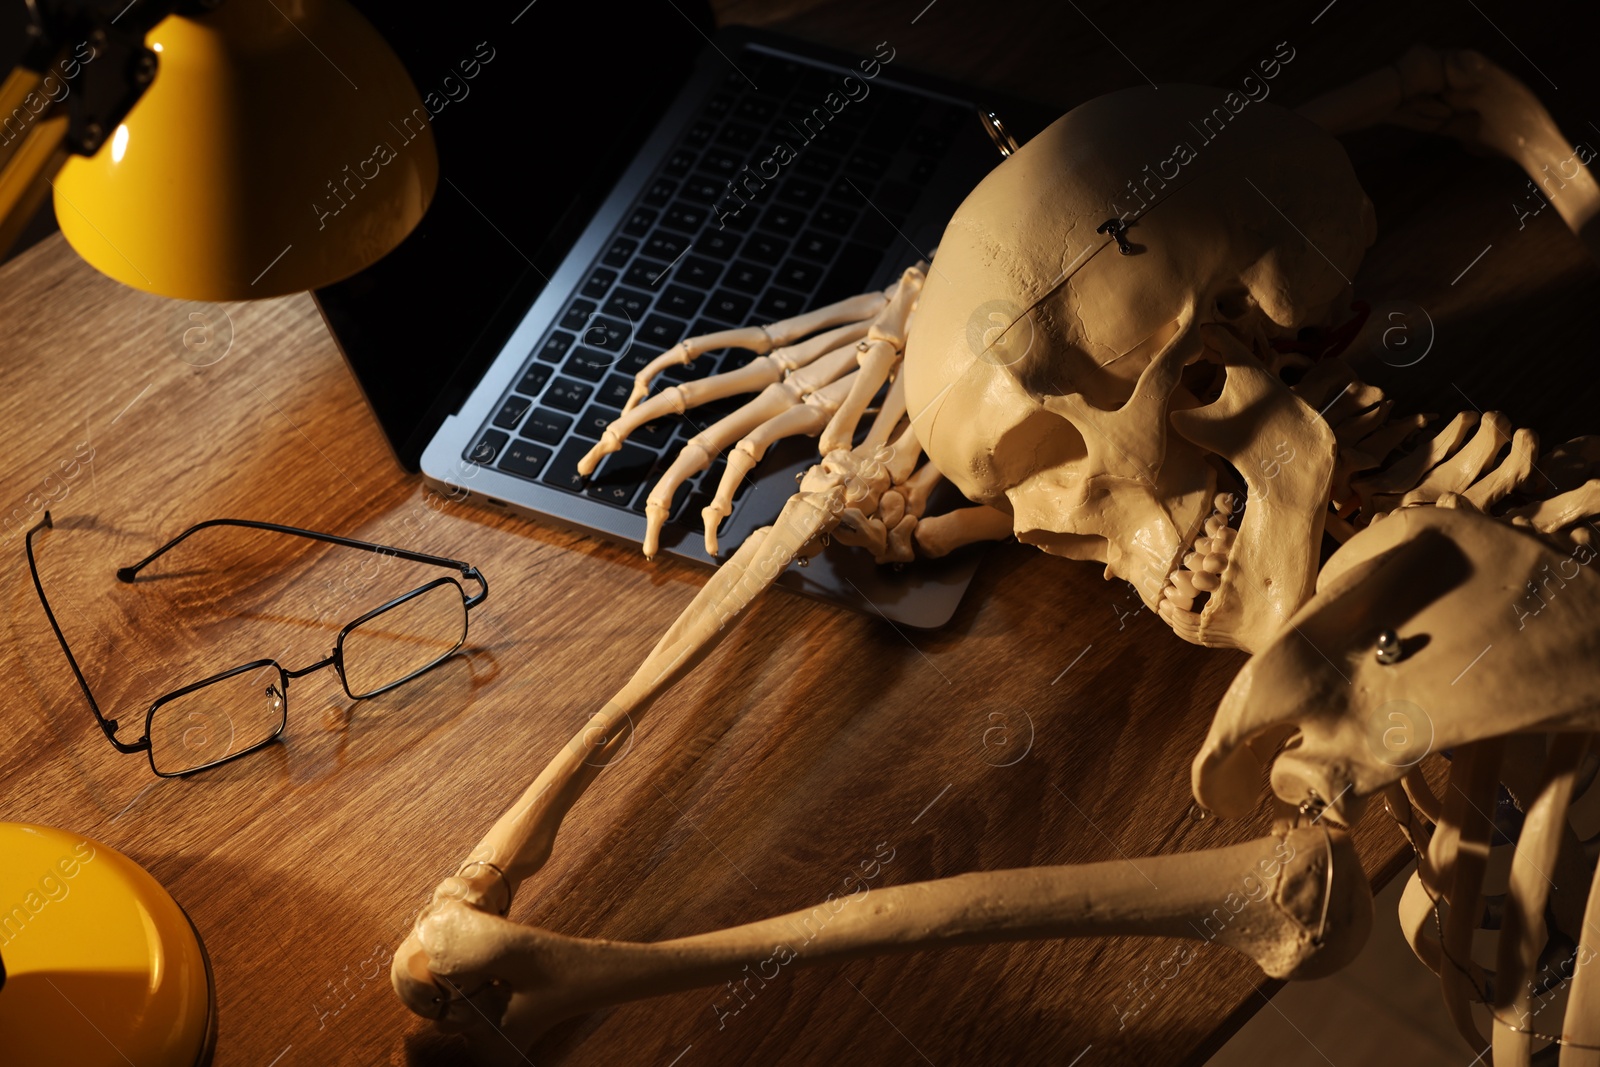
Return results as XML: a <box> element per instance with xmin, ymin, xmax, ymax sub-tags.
<box><xmin>535</xmin><ymin>331</ymin><xmax>575</xmax><ymax>364</ymax></box>
<box><xmin>664</xmin><ymin>148</ymin><xmax>697</xmax><ymax>177</ymax></box>
<box><xmin>683</xmin><ymin>120</ymin><xmax>716</xmax><ymax>148</ymax></box>
<box><xmin>662</xmin><ymin>356</ymin><xmax>714</xmax><ymax>383</ymax></box>
<box><xmin>680</xmin><ymin>175</ymin><xmax>723</xmax><ymax>204</ymax></box>
<box><xmin>796</xmin><ymin>151</ymin><xmax>841</xmax><ymax>181</ymax></box>
<box><xmin>523</xmin><ymin>409</ymin><xmax>572</xmax><ymax>445</ymax></box>
<box><xmin>598</xmin><ymin>374</ymin><xmax>634</xmax><ymax>408</ymax></box>
<box><xmin>601</xmin><ymin>237</ymin><xmax>637</xmax><ymax>268</ymax></box>
<box><xmin>542</xmin><ymin>439</ymin><xmax>592</xmax><ymax>492</ymax></box>
<box><xmin>759</xmin><ymin>204</ymin><xmax>806</xmax><ymax>236</ymax></box>
<box><xmin>568</xmin><ymin>347</ymin><xmax>620</xmax><ymax>381</ymax></box>
<box><xmin>633</xmin><ymin>419</ymin><xmax>674</xmax><ymax>448</ymax></box>
<box><xmin>716</xmin><ymin>201</ymin><xmax>756</xmax><ymax>232</ymax></box>
<box><xmin>576</xmin><ymin>315</ymin><xmax>632</xmax><ymax>354</ymax></box>
<box><xmin>793</xmin><ymin>231</ymin><xmax>840</xmax><ymax>262</ymax></box>
<box><xmin>497</xmin><ymin>439</ymin><xmax>553</xmax><ymax>479</ymax></box>
<box><xmin>743</xmin><ymin>233</ymin><xmax>787</xmax><ymax>265</ymax></box>
<box><xmin>757</xmin><ymin>288</ymin><xmax>806</xmax><ymax>319</ymax></box>
<box><xmin>662</xmin><ymin>203</ymin><xmax>709</xmax><ymax>232</ymax></box>
<box><xmin>699</xmin><ymin>148</ymin><xmax>741</xmax><ymax>178</ymax></box>
<box><xmin>586</xmin><ymin>444</ymin><xmax>658</xmax><ymax>507</ymax></box>
<box><xmin>774</xmin><ymin>259</ymin><xmax>822</xmax><ymax>292</ymax></box>
<box><xmin>778</xmin><ymin>178</ymin><xmax>823</xmax><ymax>209</ymax></box>
<box><xmin>846</xmin><ymin>149</ymin><xmax>889</xmax><ymax>177</ymax></box>
<box><xmin>658</xmin><ymin>285</ymin><xmax>704</xmax><ymax>319</ymax></box>
<box><xmin>704</xmin><ymin>290</ymin><xmax>753</xmax><ymax>323</ymax></box>
<box><xmin>623</xmin><ymin>259</ymin><xmax>670</xmax><ymax>289</ymax></box>
<box><xmin>639</xmin><ymin>314</ymin><xmax>688</xmax><ymax>349</ymax></box>
<box><xmin>468</xmin><ymin>429</ymin><xmax>508</xmax><ymax>465</ymax></box>
<box><xmin>545</xmin><ymin>378</ymin><xmax>593</xmax><ymax>413</ymax></box>
<box><xmin>705</xmin><ymin>90</ymin><xmax>735</xmax><ymax>118</ymax></box>
<box><xmin>582</xmin><ymin>268</ymin><xmax>617</xmax><ymax>300</ymax></box>
<box><xmin>678</xmin><ymin>255</ymin><xmax>722</xmax><ymax>289</ymax></box>
<box><xmin>644</xmin><ymin>231</ymin><xmax>690</xmax><ymax>262</ymax></box>
<box><xmin>699</xmin><ymin>231</ymin><xmax>740</xmax><ymax>260</ymax></box>
<box><xmin>724</xmin><ymin>261</ymin><xmax>771</xmax><ymax>294</ymax></box>
<box><xmin>574</xmin><ymin>404</ymin><xmax>617</xmax><ymax>440</ymax></box>
<box><xmin>604</xmin><ymin>287</ymin><xmax>652</xmax><ymax>320</ymax></box>
<box><xmin>516</xmin><ymin>363</ymin><xmax>553</xmax><ymax>395</ymax></box>
<box><xmin>829</xmin><ymin>176</ymin><xmax>870</xmax><ymax>205</ymax></box>
<box><xmin>812</xmin><ymin>202</ymin><xmax>858</xmax><ymax>235</ymax></box>
<box><xmin>735</xmin><ymin>97</ymin><xmax>776</xmax><ymax>124</ymax></box>
<box><xmin>622</xmin><ymin>208</ymin><xmax>656</xmax><ymax>237</ymax></box>
<box><xmin>716</xmin><ymin>122</ymin><xmax>761</xmax><ymax>150</ymax></box>
<box><xmin>643</xmin><ymin>178</ymin><xmax>677</xmax><ymax>208</ymax></box>
<box><xmin>559</xmin><ymin>300</ymin><xmax>597</xmax><ymax>331</ymax></box>
<box><xmin>617</xmin><ymin>347</ymin><xmax>653</xmax><ymax>374</ymax></box>
<box><xmin>492</xmin><ymin>395</ymin><xmax>533</xmax><ymax>430</ymax></box>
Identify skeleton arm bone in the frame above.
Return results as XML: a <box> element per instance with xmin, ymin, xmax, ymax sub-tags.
<box><xmin>410</xmin><ymin>827</ymin><xmax>1371</xmax><ymax>1061</ymax></box>
<box><xmin>391</xmin><ymin>483</ymin><xmax>847</xmax><ymax>1015</ymax></box>
<box><xmin>1299</xmin><ymin>46</ymin><xmax>1600</xmax><ymax>263</ymax></box>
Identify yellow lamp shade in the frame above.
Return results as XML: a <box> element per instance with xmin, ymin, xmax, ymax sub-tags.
<box><xmin>0</xmin><ymin>823</ymin><xmax>213</xmax><ymax>1067</ymax></box>
<box><xmin>52</xmin><ymin>0</ymin><xmax>437</xmax><ymax>300</ymax></box>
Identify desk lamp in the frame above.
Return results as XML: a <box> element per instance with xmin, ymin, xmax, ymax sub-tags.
<box><xmin>0</xmin><ymin>3</ymin><xmax>434</xmax><ymax>1063</ymax></box>
<box><xmin>0</xmin><ymin>0</ymin><xmax>437</xmax><ymax>298</ymax></box>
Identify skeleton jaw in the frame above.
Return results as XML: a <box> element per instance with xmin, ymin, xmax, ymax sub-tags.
<box><xmin>1162</xmin><ymin>326</ymin><xmax>1338</xmax><ymax>654</ymax></box>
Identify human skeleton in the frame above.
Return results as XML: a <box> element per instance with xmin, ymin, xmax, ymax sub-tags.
<box><xmin>391</xmin><ymin>47</ymin><xmax>1600</xmax><ymax>1064</ymax></box>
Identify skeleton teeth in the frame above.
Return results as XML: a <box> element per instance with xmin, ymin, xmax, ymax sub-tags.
<box><xmin>1170</xmin><ymin>570</ymin><xmax>1199</xmax><ymax>599</ymax></box>
<box><xmin>1159</xmin><ymin>491</ymin><xmax>1244</xmax><ymax>618</ymax></box>
<box><xmin>1158</xmin><ymin>598</ymin><xmax>1201</xmax><ymax>637</ymax></box>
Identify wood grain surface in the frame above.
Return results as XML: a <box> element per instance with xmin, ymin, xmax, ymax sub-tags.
<box><xmin>2</xmin><ymin>2</ymin><xmax>1597</xmax><ymax>1065</ymax></box>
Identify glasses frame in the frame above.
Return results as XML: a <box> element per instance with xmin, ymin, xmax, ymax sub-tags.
<box><xmin>25</xmin><ymin>513</ymin><xmax>488</xmax><ymax>777</ymax></box>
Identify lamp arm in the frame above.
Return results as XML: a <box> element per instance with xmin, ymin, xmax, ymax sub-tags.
<box><xmin>0</xmin><ymin>0</ymin><xmax>214</xmax><ymax>257</ymax></box>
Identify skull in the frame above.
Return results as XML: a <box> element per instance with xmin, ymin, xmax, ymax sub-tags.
<box><xmin>1193</xmin><ymin>505</ymin><xmax>1600</xmax><ymax>823</ymax></box>
<box><xmin>904</xmin><ymin>86</ymin><xmax>1376</xmax><ymax>653</ymax></box>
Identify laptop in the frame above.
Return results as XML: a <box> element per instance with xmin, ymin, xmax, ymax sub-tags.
<box><xmin>316</xmin><ymin>2</ymin><xmax>1050</xmax><ymax>628</ymax></box>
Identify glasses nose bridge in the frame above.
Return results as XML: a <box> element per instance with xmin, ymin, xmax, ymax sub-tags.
<box><xmin>283</xmin><ymin>652</ymin><xmax>339</xmax><ymax>681</ymax></box>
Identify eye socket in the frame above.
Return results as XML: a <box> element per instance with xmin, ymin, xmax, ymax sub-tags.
<box><xmin>1375</xmin><ymin>628</ymin><xmax>1403</xmax><ymax>665</ymax></box>
<box><xmin>1214</xmin><ymin>288</ymin><xmax>1253</xmax><ymax>322</ymax></box>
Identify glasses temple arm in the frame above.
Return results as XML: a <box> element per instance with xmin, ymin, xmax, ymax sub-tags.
<box><xmin>117</xmin><ymin>518</ymin><xmax>483</xmax><ymax>590</ymax></box>
<box><xmin>25</xmin><ymin>513</ymin><xmax>146</xmax><ymax>753</ymax></box>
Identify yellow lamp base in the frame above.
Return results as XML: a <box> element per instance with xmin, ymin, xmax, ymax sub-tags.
<box><xmin>0</xmin><ymin>822</ymin><xmax>215</xmax><ymax>1067</ymax></box>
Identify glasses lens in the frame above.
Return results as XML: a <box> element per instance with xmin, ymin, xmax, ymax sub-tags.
<box><xmin>148</xmin><ymin>664</ymin><xmax>286</xmax><ymax>775</ymax></box>
<box><xmin>339</xmin><ymin>580</ymin><xmax>466</xmax><ymax>698</ymax></box>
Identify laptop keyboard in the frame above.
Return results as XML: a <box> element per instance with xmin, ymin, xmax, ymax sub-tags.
<box><xmin>465</xmin><ymin>49</ymin><xmax>971</xmax><ymax>534</ymax></box>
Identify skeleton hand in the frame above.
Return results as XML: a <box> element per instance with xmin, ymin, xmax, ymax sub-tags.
<box><xmin>575</xmin><ymin>264</ymin><xmax>1010</xmax><ymax>562</ymax></box>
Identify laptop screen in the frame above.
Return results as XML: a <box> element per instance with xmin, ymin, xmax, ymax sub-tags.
<box><xmin>317</xmin><ymin>1</ymin><xmax>714</xmax><ymax>470</ymax></box>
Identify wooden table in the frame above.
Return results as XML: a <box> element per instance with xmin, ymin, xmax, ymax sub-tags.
<box><xmin>2</xmin><ymin>2</ymin><xmax>1597</xmax><ymax>1065</ymax></box>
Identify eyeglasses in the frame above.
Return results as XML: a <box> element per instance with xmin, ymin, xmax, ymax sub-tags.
<box><xmin>25</xmin><ymin>514</ymin><xmax>488</xmax><ymax>777</ymax></box>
